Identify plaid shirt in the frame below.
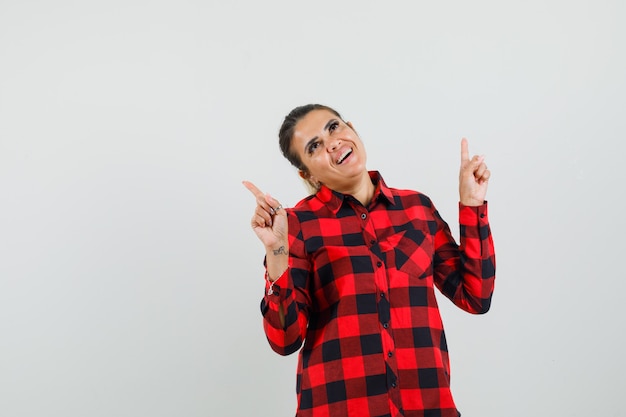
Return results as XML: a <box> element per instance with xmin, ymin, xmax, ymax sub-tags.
<box><xmin>260</xmin><ymin>172</ymin><xmax>495</xmax><ymax>417</ymax></box>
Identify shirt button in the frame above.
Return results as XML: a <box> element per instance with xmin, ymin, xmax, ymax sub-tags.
<box><xmin>383</xmin><ymin>323</ymin><xmax>389</xmax><ymax>329</ymax></box>
<box><xmin>361</xmin><ymin>213</ymin><xmax>367</xmax><ymax>220</ymax></box>
<box><xmin>370</xmin><ymin>239</ymin><xmax>376</xmax><ymax>245</ymax></box>
<box><xmin>376</xmin><ymin>261</ymin><xmax>382</xmax><ymax>267</ymax></box>
<box><xmin>380</xmin><ymin>292</ymin><xmax>385</xmax><ymax>298</ymax></box>
<box><xmin>391</xmin><ymin>382</ymin><xmax>397</xmax><ymax>388</ymax></box>
<box><xmin>388</xmin><ymin>351</ymin><xmax>393</xmax><ymax>358</ymax></box>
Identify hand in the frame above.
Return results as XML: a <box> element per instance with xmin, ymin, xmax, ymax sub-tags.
<box><xmin>459</xmin><ymin>138</ymin><xmax>490</xmax><ymax>206</ymax></box>
<box><xmin>242</xmin><ymin>180</ymin><xmax>288</xmax><ymax>251</ymax></box>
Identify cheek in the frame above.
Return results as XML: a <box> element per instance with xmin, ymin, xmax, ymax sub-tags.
<box><xmin>307</xmin><ymin>157</ymin><xmax>331</xmax><ymax>177</ymax></box>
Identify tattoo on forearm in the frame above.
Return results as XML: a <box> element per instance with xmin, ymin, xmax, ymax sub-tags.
<box><xmin>273</xmin><ymin>246</ymin><xmax>288</xmax><ymax>256</ymax></box>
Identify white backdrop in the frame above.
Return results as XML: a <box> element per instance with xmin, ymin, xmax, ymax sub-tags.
<box><xmin>1</xmin><ymin>1</ymin><xmax>624</xmax><ymax>416</ymax></box>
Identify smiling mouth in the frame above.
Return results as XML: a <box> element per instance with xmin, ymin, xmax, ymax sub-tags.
<box><xmin>337</xmin><ymin>149</ymin><xmax>353</xmax><ymax>164</ymax></box>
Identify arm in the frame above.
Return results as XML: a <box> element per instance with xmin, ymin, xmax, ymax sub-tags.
<box><xmin>243</xmin><ymin>181</ymin><xmax>310</xmax><ymax>355</ymax></box>
<box><xmin>432</xmin><ymin>139</ymin><xmax>495</xmax><ymax>313</ymax></box>
<box><xmin>260</xmin><ymin>222</ymin><xmax>311</xmax><ymax>355</ymax></box>
<box><xmin>432</xmin><ymin>203</ymin><xmax>496</xmax><ymax>314</ymax></box>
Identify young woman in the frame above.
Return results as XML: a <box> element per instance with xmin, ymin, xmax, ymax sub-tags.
<box><xmin>244</xmin><ymin>104</ymin><xmax>495</xmax><ymax>417</ymax></box>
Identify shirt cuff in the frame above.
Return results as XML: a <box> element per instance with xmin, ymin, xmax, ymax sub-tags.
<box><xmin>264</xmin><ymin>267</ymin><xmax>289</xmax><ymax>296</ymax></box>
<box><xmin>459</xmin><ymin>201</ymin><xmax>489</xmax><ymax>226</ymax></box>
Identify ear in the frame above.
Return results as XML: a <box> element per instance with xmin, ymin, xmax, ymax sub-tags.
<box><xmin>299</xmin><ymin>170</ymin><xmax>320</xmax><ymax>189</ymax></box>
<box><xmin>346</xmin><ymin>121</ymin><xmax>357</xmax><ymax>134</ymax></box>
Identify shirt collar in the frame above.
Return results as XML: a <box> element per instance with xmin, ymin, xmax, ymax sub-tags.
<box><xmin>315</xmin><ymin>171</ymin><xmax>395</xmax><ymax>214</ymax></box>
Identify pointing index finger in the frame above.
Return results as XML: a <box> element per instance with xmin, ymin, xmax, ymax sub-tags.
<box><xmin>461</xmin><ymin>138</ymin><xmax>470</xmax><ymax>162</ymax></box>
<box><xmin>242</xmin><ymin>180</ymin><xmax>264</xmax><ymax>198</ymax></box>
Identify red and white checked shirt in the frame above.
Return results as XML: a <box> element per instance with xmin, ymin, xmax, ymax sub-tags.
<box><xmin>260</xmin><ymin>172</ymin><xmax>495</xmax><ymax>417</ymax></box>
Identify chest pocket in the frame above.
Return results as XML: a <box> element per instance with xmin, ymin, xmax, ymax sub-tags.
<box><xmin>379</xmin><ymin>228</ymin><xmax>434</xmax><ymax>279</ymax></box>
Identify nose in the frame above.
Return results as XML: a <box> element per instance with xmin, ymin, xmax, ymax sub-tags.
<box><xmin>327</xmin><ymin>138</ymin><xmax>341</xmax><ymax>151</ymax></box>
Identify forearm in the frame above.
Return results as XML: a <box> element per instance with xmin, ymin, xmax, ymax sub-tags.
<box><xmin>261</xmin><ymin>230</ymin><xmax>311</xmax><ymax>355</ymax></box>
<box><xmin>261</xmin><ymin>266</ymin><xmax>309</xmax><ymax>356</ymax></box>
<box><xmin>459</xmin><ymin>203</ymin><xmax>495</xmax><ymax>311</ymax></box>
<box><xmin>435</xmin><ymin>203</ymin><xmax>496</xmax><ymax>313</ymax></box>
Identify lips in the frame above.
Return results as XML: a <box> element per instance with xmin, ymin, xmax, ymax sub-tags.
<box><xmin>336</xmin><ymin>148</ymin><xmax>353</xmax><ymax>164</ymax></box>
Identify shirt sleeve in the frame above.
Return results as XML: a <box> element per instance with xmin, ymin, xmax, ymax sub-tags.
<box><xmin>432</xmin><ymin>202</ymin><xmax>496</xmax><ymax>314</ymax></box>
<box><xmin>259</xmin><ymin>213</ymin><xmax>312</xmax><ymax>356</ymax></box>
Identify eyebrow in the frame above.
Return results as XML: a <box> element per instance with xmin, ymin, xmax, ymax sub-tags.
<box><xmin>304</xmin><ymin>119</ymin><xmax>338</xmax><ymax>152</ymax></box>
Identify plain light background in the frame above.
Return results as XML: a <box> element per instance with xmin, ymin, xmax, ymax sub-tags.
<box><xmin>1</xmin><ymin>1</ymin><xmax>624</xmax><ymax>416</ymax></box>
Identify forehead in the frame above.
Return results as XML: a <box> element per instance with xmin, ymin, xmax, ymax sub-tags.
<box><xmin>294</xmin><ymin>109</ymin><xmax>338</xmax><ymax>137</ymax></box>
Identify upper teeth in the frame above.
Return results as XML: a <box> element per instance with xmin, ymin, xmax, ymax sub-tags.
<box><xmin>337</xmin><ymin>149</ymin><xmax>352</xmax><ymax>164</ymax></box>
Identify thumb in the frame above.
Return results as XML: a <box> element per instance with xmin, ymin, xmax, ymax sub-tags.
<box><xmin>265</xmin><ymin>194</ymin><xmax>285</xmax><ymax>214</ymax></box>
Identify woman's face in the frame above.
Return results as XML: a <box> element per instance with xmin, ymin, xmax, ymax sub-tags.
<box><xmin>291</xmin><ymin>109</ymin><xmax>368</xmax><ymax>192</ymax></box>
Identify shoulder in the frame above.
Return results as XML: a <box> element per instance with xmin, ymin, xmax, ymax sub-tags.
<box><xmin>287</xmin><ymin>194</ymin><xmax>318</xmax><ymax>215</ymax></box>
<box><xmin>284</xmin><ymin>194</ymin><xmax>323</xmax><ymax>227</ymax></box>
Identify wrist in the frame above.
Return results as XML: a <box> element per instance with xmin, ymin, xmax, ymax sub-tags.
<box><xmin>460</xmin><ymin>198</ymin><xmax>484</xmax><ymax>207</ymax></box>
<box><xmin>265</xmin><ymin>242</ymin><xmax>289</xmax><ymax>257</ymax></box>
<box><xmin>265</xmin><ymin>243</ymin><xmax>289</xmax><ymax>283</ymax></box>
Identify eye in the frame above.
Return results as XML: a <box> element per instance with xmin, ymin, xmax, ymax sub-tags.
<box><xmin>329</xmin><ymin>121</ymin><xmax>339</xmax><ymax>132</ymax></box>
<box><xmin>307</xmin><ymin>141</ymin><xmax>321</xmax><ymax>155</ymax></box>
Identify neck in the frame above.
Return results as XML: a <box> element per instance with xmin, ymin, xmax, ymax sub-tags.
<box><xmin>338</xmin><ymin>171</ymin><xmax>375</xmax><ymax>206</ymax></box>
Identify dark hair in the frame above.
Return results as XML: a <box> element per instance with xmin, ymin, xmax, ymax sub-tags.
<box><xmin>278</xmin><ymin>104</ymin><xmax>343</xmax><ymax>172</ymax></box>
